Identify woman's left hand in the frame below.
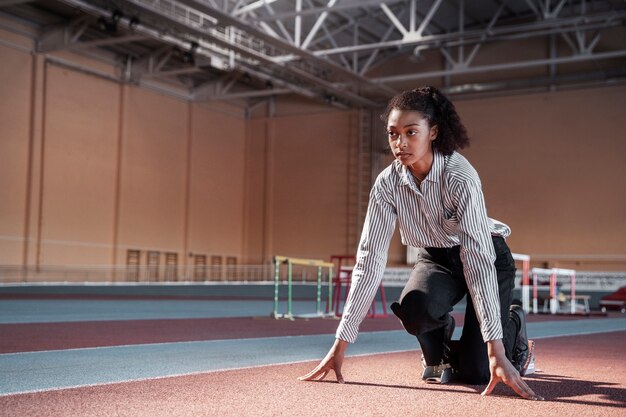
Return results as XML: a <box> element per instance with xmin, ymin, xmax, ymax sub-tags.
<box><xmin>481</xmin><ymin>339</ymin><xmax>544</xmax><ymax>401</ymax></box>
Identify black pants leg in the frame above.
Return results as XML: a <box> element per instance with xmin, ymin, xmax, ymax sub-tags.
<box><xmin>456</xmin><ymin>265</ymin><xmax>517</xmax><ymax>384</ymax></box>
<box><xmin>391</xmin><ymin>236</ymin><xmax>517</xmax><ymax>384</ymax></box>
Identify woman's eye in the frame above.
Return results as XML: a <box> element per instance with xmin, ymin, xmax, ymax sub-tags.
<box><xmin>387</xmin><ymin>131</ymin><xmax>398</xmax><ymax>139</ymax></box>
<box><xmin>407</xmin><ymin>130</ymin><xmax>417</xmax><ymax>136</ymax></box>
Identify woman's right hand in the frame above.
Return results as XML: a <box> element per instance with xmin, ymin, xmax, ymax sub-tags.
<box><xmin>298</xmin><ymin>338</ymin><xmax>348</xmax><ymax>383</ymax></box>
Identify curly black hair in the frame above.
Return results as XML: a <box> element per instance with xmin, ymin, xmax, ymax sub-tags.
<box><xmin>380</xmin><ymin>86</ymin><xmax>470</xmax><ymax>155</ymax></box>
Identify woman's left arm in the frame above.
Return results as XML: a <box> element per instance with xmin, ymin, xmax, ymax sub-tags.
<box><xmin>454</xmin><ymin>178</ymin><xmax>542</xmax><ymax>400</ymax></box>
<box><xmin>453</xmin><ymin>178</ymin><xmax>503</xmax><ymax>342</ymax></box>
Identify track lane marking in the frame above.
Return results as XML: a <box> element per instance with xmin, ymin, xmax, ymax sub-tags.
<box><xmin>1</xmin><ymin>319</ymin><xmax>625</xmax><ymax>397</ymax></box>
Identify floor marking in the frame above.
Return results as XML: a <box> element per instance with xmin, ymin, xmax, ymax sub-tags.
<box><xmin>1</xmin><ymin>318</ymin><xmax>624</xmax><ymax>397</ymax></box>
<box><xmin>0</xmin><ymin>299</ymin><xmax>322</xmax><ymax>323</ymax></box>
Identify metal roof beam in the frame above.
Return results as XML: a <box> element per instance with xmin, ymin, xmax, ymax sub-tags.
<box><xmin>301</xmin><ymin>0</ymin><xmax>336</xmax><ymax>49</ymax></box>
<box><xmin>256</xmin><ymin>2</ymin><xmax>293</xmax><ymax>43</ymax></box>
<box><xmin>67</xmin><ymin>34</ymin><xmax>148</xmax><ymax>50</ymax></box>
<box><xmin>172</xmin><ymin>0</ymin><xmax>395</xmax><ymax>97</ymax></box>
<box><xmin>232</xmin><ymin>0</ymin><xmax>279</xmax><ymax>16</ymax></box>
<box><xmin>415</xmin><ymin>0</ymin><xmax>444</xmax><ymax>39</ymax></box>
<box><xmin>312</xmin><ymin>10</ymin><xmax>626</xmax><ymax>56</ymax></box>
<box><xmin>59</xmin><ymin>0</ymin><xmax>356</xmax><ymax>104</ymax></box>
<box><xmin>142</xmin><ymin>67</ymin><xmax>203</xmax><ymax>79</ymax></box>
<box><xmin>374</xmin><ymin>49</ymin><xmax>626</xmax><ymax>84</ymax></box>
<box><xmin>443</xmin><ymin>66</ymin><xmax>626</xmax><ymax>98</ymax></box>
<box><xmin>203</xmin><ymin>88</ymin><xmax>292</xmax><ymax>101</ymax></box>
<box><xmin>248</xmin><ymin>0</ymin><xmax>404</xmax><ymax>22</ymax></box>
<box><xmin>380</xmin><ymin>2</ymin><xmax>407</xmax><ymax>36</ymax></box>
<box><xmin>0</xmin><ymin>0</ymin><xmax>34</xmax><ymax>7</ymax></box>
<box><xmin>463</xmin><ymin>0</ymin><xmax>508</xmax><ymax>67</ymax></box>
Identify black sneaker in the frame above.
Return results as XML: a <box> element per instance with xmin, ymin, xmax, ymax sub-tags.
<box><xmin>510</xmin><ymin>305</ymin><xmax>530</xmax><ymax>375</ymax></box>
<box><xmin>422</xmin><ymin>363</ymin><xmax>454</xmax><ymax>384</ymax></box>
<box><xmin>420</xmin><ymin>315</ymin><xmax>456</xmax><ymax>384</ymax></box>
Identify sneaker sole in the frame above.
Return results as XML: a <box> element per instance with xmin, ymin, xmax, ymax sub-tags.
<box><xmin>520</xmin><ymin>339</ymin><xmax>535</xmax><ymax>376</ymax></box>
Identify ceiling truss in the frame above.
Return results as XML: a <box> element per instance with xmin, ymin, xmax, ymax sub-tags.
<box><xmin>0</xmin><ymin>0</ymin><xmax>624</xmax><ymax>109</ymax></box>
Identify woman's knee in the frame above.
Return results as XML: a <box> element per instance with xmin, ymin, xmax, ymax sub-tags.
<box><xmin>391</xmin><ymin>290</ymin><xmax>444</xmax><ymax>336</ymax></box>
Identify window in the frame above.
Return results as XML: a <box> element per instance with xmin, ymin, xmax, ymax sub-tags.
<box><xmin>147</xmin><ymin>251</ymin><xmax>160</xmax><ymax>281</ymax></box>
<box><xmin>165</xmin><ymin>252</ymin><xmax>178</xmax><ymax>281</ymax></box>
<box><xmin>210</xmin><ymin>255</ymin><xmax>223</xmax><ymax>280</ymax></box>
<box><xmin>226</xmin><ymin>256</ymin><xmax>237</xmax><ymax>280</ymax></box>
<box><xmin>126</xmin><ymin>250</ymin><xmax>141</xmax><ymax>282</ymax></box>
<box><xmin>193</xmin><ymin>254</ymin><xmax>207</xmax><ymax>281</ymax></box>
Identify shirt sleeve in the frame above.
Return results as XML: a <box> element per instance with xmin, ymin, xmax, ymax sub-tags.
<box><xmin>452</xmin><ymin>177</ymin><xmax>504</xmax><ymax>342</ymax></box>
<box><xmin>335</xmin><ymin>178</ymin><xmax>397</xmax><ymax>343</ymax></box>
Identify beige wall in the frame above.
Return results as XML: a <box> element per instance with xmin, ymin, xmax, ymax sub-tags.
<box><xmin>188</xmin><ymin>103</ymin><xmax>246</xmax><ymax>258</ymax></box>
<box><xmin>243</xmin><ymin>111</ymin><xmax>359</xmax><ymax>264</ymax></box>
<box><xmin>1</xmin><ymin>31</ymin><xmax>625</xmax><ymax>276</ymax></box>
<box><xmin>456</xmin><ymin>86</ymin><xmax>626</xmax><ymax>270</ymax></box>
<box><xmin>242</xmin><ymin>118</ymin><xmax>269</xmax><ymax>264</ymax></box>
<box><xmin>0</xmin><ymin>40</ymin><xmax>247</xmax><ymax>277</ymax></box>
<box><xmin>116</xmin><ymin>86</ymin><xmax>188</xmax><ymax>257</ymax></box>
<box><xmin>378</xmin><ymin>86</ymin><xmax>626</xmax><ymax>270</ymax></box>
<box><xmin>0</xmin><ymin>43</ymin><xmax>31</xmax><ymax>264</ymax></box>
<box><xmin>40</xmin><ymin>65</ymin><xmax>120</xmax><ymax>265</ymax></box>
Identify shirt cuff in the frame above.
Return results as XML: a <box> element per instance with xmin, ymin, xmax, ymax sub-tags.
<box><xmin>480</xmin><ymin>318</ymin><xmax>504</xmax><ymax>342</ymax></box>
<box><xmin>335</xmin><ymin>319</ymin><xmax>358</xmax><ymax>343</ymax></box>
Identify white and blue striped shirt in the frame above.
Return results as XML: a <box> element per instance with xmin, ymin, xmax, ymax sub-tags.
<box><xmin>336</xmin><ymin>151</ymin><xmax>511</xmax><ymax>344</ymax></box>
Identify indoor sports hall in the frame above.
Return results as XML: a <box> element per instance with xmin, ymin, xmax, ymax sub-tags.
<box><xmin>1</xmin><ymin>1</ymin><xmax>625</xmax><ymax>416</ymax></box>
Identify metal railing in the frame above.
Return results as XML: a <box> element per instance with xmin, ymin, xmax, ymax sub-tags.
<box><xmin>0</xmin><ymin>263</ymin><xmax>335</xmax><ymax>284</ymax></box>
<box><xmin>131</xmin><ymin>0</ymin><xmax>283</xmax><ymax>57</ymax></box>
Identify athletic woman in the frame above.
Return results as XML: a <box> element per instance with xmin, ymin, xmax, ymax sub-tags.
<box><xmin>299</xmin><ymin>86</ymin><xmax>542</xmax><ymax>401</ymax></box>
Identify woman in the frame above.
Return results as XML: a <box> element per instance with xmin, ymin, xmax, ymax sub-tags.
<box><xmin>299</xmin><ymin>86</ymin><xmax>542</xmax><ymax>401</ymax></box>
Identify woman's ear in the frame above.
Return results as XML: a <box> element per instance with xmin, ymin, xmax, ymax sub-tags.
<box><xmin>430</xmin><ymin>125</ymin><xmax>438</xmax><ymax>141</ymax></box>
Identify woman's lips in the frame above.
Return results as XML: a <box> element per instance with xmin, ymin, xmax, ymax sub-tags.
<box><xmin>396</xmin><ymin>152</ymin><xmax>411</xmax><ymax>160</ymax></box>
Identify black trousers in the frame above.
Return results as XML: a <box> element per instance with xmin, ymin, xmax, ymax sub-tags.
<box><xmin>391</xmin><ymin>236</ymin><xmax>517</xmax><ymax>384</ymax></box>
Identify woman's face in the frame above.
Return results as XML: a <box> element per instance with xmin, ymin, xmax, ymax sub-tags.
<box><xmin>386</xmin><ymin>109</ymin><xmax>438</xmax><ymax>169</ymax></box>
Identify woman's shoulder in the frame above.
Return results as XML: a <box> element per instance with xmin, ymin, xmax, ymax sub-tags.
<box><xmin>443</xmin><ymin>151</ymin><xmax>480</xmax><ymax>185</ymax></box>
<box><xmin>375</xmin><ymin>160</ymin><xmax>403</xmax><ymax>186</ymax></box>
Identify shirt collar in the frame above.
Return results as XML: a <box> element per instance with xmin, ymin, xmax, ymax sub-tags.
<box><xmin>395</xmin><ymin>150</ymin><xmax>445</xmax><ymax>187</ymax></box>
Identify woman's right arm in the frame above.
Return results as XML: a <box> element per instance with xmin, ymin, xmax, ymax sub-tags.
<box><xmin>299</xmin><ymin>177</ymin><xmax>397</xmax><ymax>383</ymax></box>
<box><xmin>335</xmin><ymin>183</ymin><xmax>398</xmax><ymax>344</ymax></box>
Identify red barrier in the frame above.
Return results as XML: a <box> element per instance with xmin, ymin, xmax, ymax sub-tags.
<box><xmin>327</xmin><ymin>255</ymin><xmax>388</xmax><ymax>318</ymax></box>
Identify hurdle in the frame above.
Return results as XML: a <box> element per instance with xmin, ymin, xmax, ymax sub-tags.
<box><xmin>327</xmin><ymin>255</ymin><xmax>355</xmax><ymax>317</ymax></box>
<box><xmin>512</xmin><ymin>253</ymin><xmax>531</xmax><ymax>314</ymax></box>
<box><xmin>272</xmin><ymin>256</ymin><xmax>334</xmax><ymax>320</ymax></box>
<box><xmin>530</xmin><ymin>267</ymin><xmax>577</xmax><ymax>314</ymax></box>
<box><xmin>326</xmin><ymin>255</ymin><xmax>388</xmax><ymax>318</ymax></box>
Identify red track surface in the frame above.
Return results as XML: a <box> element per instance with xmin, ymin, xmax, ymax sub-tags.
<box><xmin>0</xmin><ymin>316</ymin><xmax>399</xmax><ymax>354</ymax></box>
<box><xmin>2</xmin><ymin>293</ymin><xmax>623</xmax><ymax>417</ymax></box>
<box><xmin>1</xmin><ymin>331</ymin><xmax>624</xmax><ymax>416</ymax></box>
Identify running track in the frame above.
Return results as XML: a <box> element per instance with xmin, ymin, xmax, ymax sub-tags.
<box><xmin>1</xmin><ymin>291</ymin><xmax>625</xmax><ymax>416</ymax></box>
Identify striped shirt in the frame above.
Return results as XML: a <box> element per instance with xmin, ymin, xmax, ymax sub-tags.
<box><xmin>336</xmin><ymin>151</ymin><xmax>511</xmax><ymax>344</ymax></box>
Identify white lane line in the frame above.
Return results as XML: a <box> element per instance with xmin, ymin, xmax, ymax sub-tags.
<box><xmin>0</xmin><ymin>319</ymin><xmax>624</xmax><ymax>397</ymax></box>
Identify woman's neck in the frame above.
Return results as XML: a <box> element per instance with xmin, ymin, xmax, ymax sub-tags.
<box><xmin>408</xmin><ymin>153</ymin><xmax>434</xmax><ymax>180</ymax></box>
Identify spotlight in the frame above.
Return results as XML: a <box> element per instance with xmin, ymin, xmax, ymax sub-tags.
<box><xmin>111</xmin><ymin>10</ymin><xmax>123</xmax><ymax>24</ymax></box>
<box><xmin>97</xmin><ymin>10</ymin><xmax>123</xmax><ymax>33</ymax></box>
<box><xmin>182</xmin><ymin>51</ymin><xmax>194</xmax><ymax>65</ymax></box>
<box><xmin>97</xmin><ymin>16</ymin><xmax>108</xmax><ymax>31</ymax></box>
<box><xmin>410</xmin><ymin>45</ymin><xmax>427</xmax><ymax>63</ymax></box>
<box><xmin>128</xmin><ymin>16</ymin><xmax>140</xmax><ymax>30</ymax></box>
<box><xmin>177</xmin><ymin>42</ymin><xmax>198</xmax><ymax>65</ymax></box>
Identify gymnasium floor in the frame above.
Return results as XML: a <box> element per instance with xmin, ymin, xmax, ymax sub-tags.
<box><xmin>1</xmin><ymin>287</ymin><xmax>625</xmax><ymax>416</ymax></box>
